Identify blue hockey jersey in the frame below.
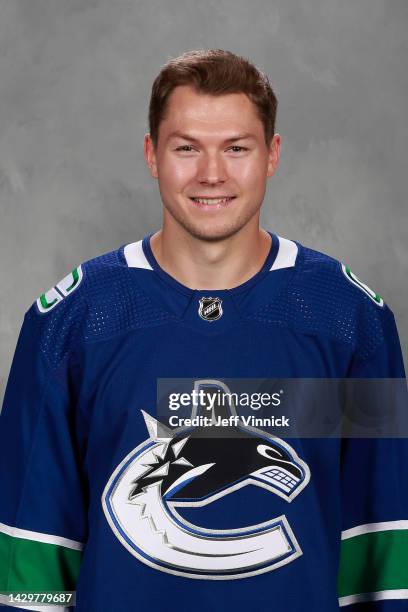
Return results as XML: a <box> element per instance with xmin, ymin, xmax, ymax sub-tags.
<box><xmin>0</xmin><ymin>232</ymin><xmax>407</xmax><ymax>611</ymax></box>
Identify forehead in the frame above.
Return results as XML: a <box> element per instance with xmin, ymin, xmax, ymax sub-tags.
<box><xmin>160</xmin><ymin>85</ymin><xmax>263</xmax><ymax>139</ymax></box>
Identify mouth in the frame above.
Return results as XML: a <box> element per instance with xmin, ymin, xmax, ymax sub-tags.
<box><xmin>189</xmin><ymin>196</ymin><xmax>236</xmax><ymax>209</ymax></box>
<box><xmin>253</xmin><ymin>466</ymin><xmax>301</xmax><ymax>495</ymax></box>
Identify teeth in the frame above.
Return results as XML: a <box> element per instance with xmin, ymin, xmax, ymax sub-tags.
<box><xmin>192</xmin><ymin>197</ymin><xmax>233</xmax><ymax>205</ymax></box>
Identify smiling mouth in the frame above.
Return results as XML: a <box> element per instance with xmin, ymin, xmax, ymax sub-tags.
<box><xmin>189</xmin><ymin>196</ymin><xmax>236</xmax><ymax>206</ymax></box>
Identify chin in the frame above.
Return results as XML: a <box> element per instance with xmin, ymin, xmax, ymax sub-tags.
<box><xmin>181</xmin><ymin>219</ymin><xmax>249</xmax><ymax>242</ymax></box>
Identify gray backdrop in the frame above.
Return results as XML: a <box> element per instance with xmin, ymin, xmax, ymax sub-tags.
<box><xmin>1</xmin><ymin>0</ymin><xmax>407</xmax><ymax>402</ymax></box>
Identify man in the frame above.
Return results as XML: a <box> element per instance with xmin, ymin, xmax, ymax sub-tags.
<box><xmin>0</xmin><ymin>49</ymin><xmax>407</xmax><ymax>611</ymax></box>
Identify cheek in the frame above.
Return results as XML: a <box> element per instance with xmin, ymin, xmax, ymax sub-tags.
<box><xmin>160</xmin><ymin>156</ymin><xmax>197</xmax><ymax>187</ymax></box>
<box><xmin>229</xmin><ymin>158</ymin><xmax>267</xmax><ymax>187</ymax></box>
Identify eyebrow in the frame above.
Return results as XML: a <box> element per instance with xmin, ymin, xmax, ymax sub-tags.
<box><xmin>167</xmin><ymin>131</ymin><xmax>256</xmax><ymax>144</ymax></box>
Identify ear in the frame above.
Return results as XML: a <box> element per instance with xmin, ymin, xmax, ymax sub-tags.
<box><xmin>266</xmin><ymin>133</ymin><xmax>281</xmax><ymax>178</ymax></box>
<box><xmin>144</xmin><ymin>133</ymin><xmax>159</xmax><ymax>179</ymax></box>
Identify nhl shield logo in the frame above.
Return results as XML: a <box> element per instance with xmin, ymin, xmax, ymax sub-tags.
<box><xmin>198</xmin><ymin>296</ymin><xmax>223</xmax><ymax>321</ymax></box>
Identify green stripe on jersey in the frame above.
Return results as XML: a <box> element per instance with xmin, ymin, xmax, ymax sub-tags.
<box><xmin>65</xmin><ymin>267</ymin><xmax>80</xmax><ymax>292</ymax></box>
<box><xmin>337</xmin><ymin>529</ymin><xmax>408</xmax><ymax>598</ymax></box>
<box><xmin>0</xmin><ymin>531</ymin><xmax>82</xmax><ymax>591</ymax></box>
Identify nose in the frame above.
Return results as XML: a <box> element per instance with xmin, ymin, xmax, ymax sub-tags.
<box><xmin>196</xmin><ymin>152</ymin><xmax>227</xmax><ymax>185</ymax></box>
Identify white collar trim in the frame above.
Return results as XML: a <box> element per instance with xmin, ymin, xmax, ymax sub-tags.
<box><xmin>124</xmin><ymin>240</ymin><xmax>153</xmax><ymax>270</ymax></box>
<box><xmin>270</xmin><ymin>236</ymin><xmax>298</xmax><ymax>271</ymax></box>
<box><xmin>124</xmin><ymin>235</ymin><xmax>298</xmax><ymax>272</ymax></box>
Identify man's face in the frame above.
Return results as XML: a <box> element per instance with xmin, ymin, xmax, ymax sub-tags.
<box><xmin>145</xmin><ymin>85</ymin><xmax>280</xmax><ymax>241</ymax></box>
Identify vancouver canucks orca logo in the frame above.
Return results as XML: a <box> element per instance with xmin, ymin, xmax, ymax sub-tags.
<box><xmin>102</xmin><ymin>380</ymin><xmax>310</xmax><ymax>580</ymax></box>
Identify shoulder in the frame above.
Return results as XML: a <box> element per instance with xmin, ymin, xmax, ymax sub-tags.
<box><xmin>261</xmin><ymin>236</ymin><xmax>396</xmax><ymax>360</ymax></box>
<box><xmin>24</xmin><ymin>245</ymin><xmax>128</xmax><ymax>369</ymax></box>
<box><xmin>33</xmin><ymin>239</ymin><xmax>155</xmax><ymax>316</ymax></box>
<box><xmin>294</xmin><ymin>240</ymin><xmax>386</xmax><ymax>311</ymax></box>
<box><xmin>26</xmin><ymin>239</ymin><xmax>172</xmax><ymax>362</ymax></box>
<box><xmin>33</xmin><ymin>245</ymin><xmax>126</xmax><ymax>317</ymax></box>
<box><xmin>295</xmin><ymin>240</ymin><xmax>396</xmax><ymax>356</ymax></box>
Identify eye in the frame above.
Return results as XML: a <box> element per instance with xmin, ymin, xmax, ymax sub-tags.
<box><xmin>228</xmin><ymin>146</ymin><xmax>249</xmax><ymax>153</ymax></box>
<box><xmin>257</xmin><ymin>444</ymin><xmax>283</xmax><ymax>460</ymax></box>
<box><xmin>175</xmin><ymin>145</ymin><xmax>195</xmax><ymax>152</ymax></box>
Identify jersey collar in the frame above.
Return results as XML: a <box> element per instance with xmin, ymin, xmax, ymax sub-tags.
<box><xmin>123</xmin><ymin>232</ymin><xmax>298</xmax><ymax>297</ymax></box>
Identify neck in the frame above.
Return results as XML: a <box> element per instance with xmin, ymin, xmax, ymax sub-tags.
<box><xmin>149</xmin><ymin>223</ymin><xmax>272</xmax><ymax>290</ymax></box>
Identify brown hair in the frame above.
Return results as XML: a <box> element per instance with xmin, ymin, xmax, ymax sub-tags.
<box><xmin>148</xmin><ymin>49</ymin><xmax>278</xmax><ymax>148</ymax></box>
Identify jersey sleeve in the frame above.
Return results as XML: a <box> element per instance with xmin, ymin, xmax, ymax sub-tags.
<box><xmin>337</xmin><ymin>305</ymin><xmax>408</xmax><ymax>610</ymax></box>
<box><xmin>0</xmin><ymin>300</ymin><xmax>87</xmax><ymax>610</ymax></box>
